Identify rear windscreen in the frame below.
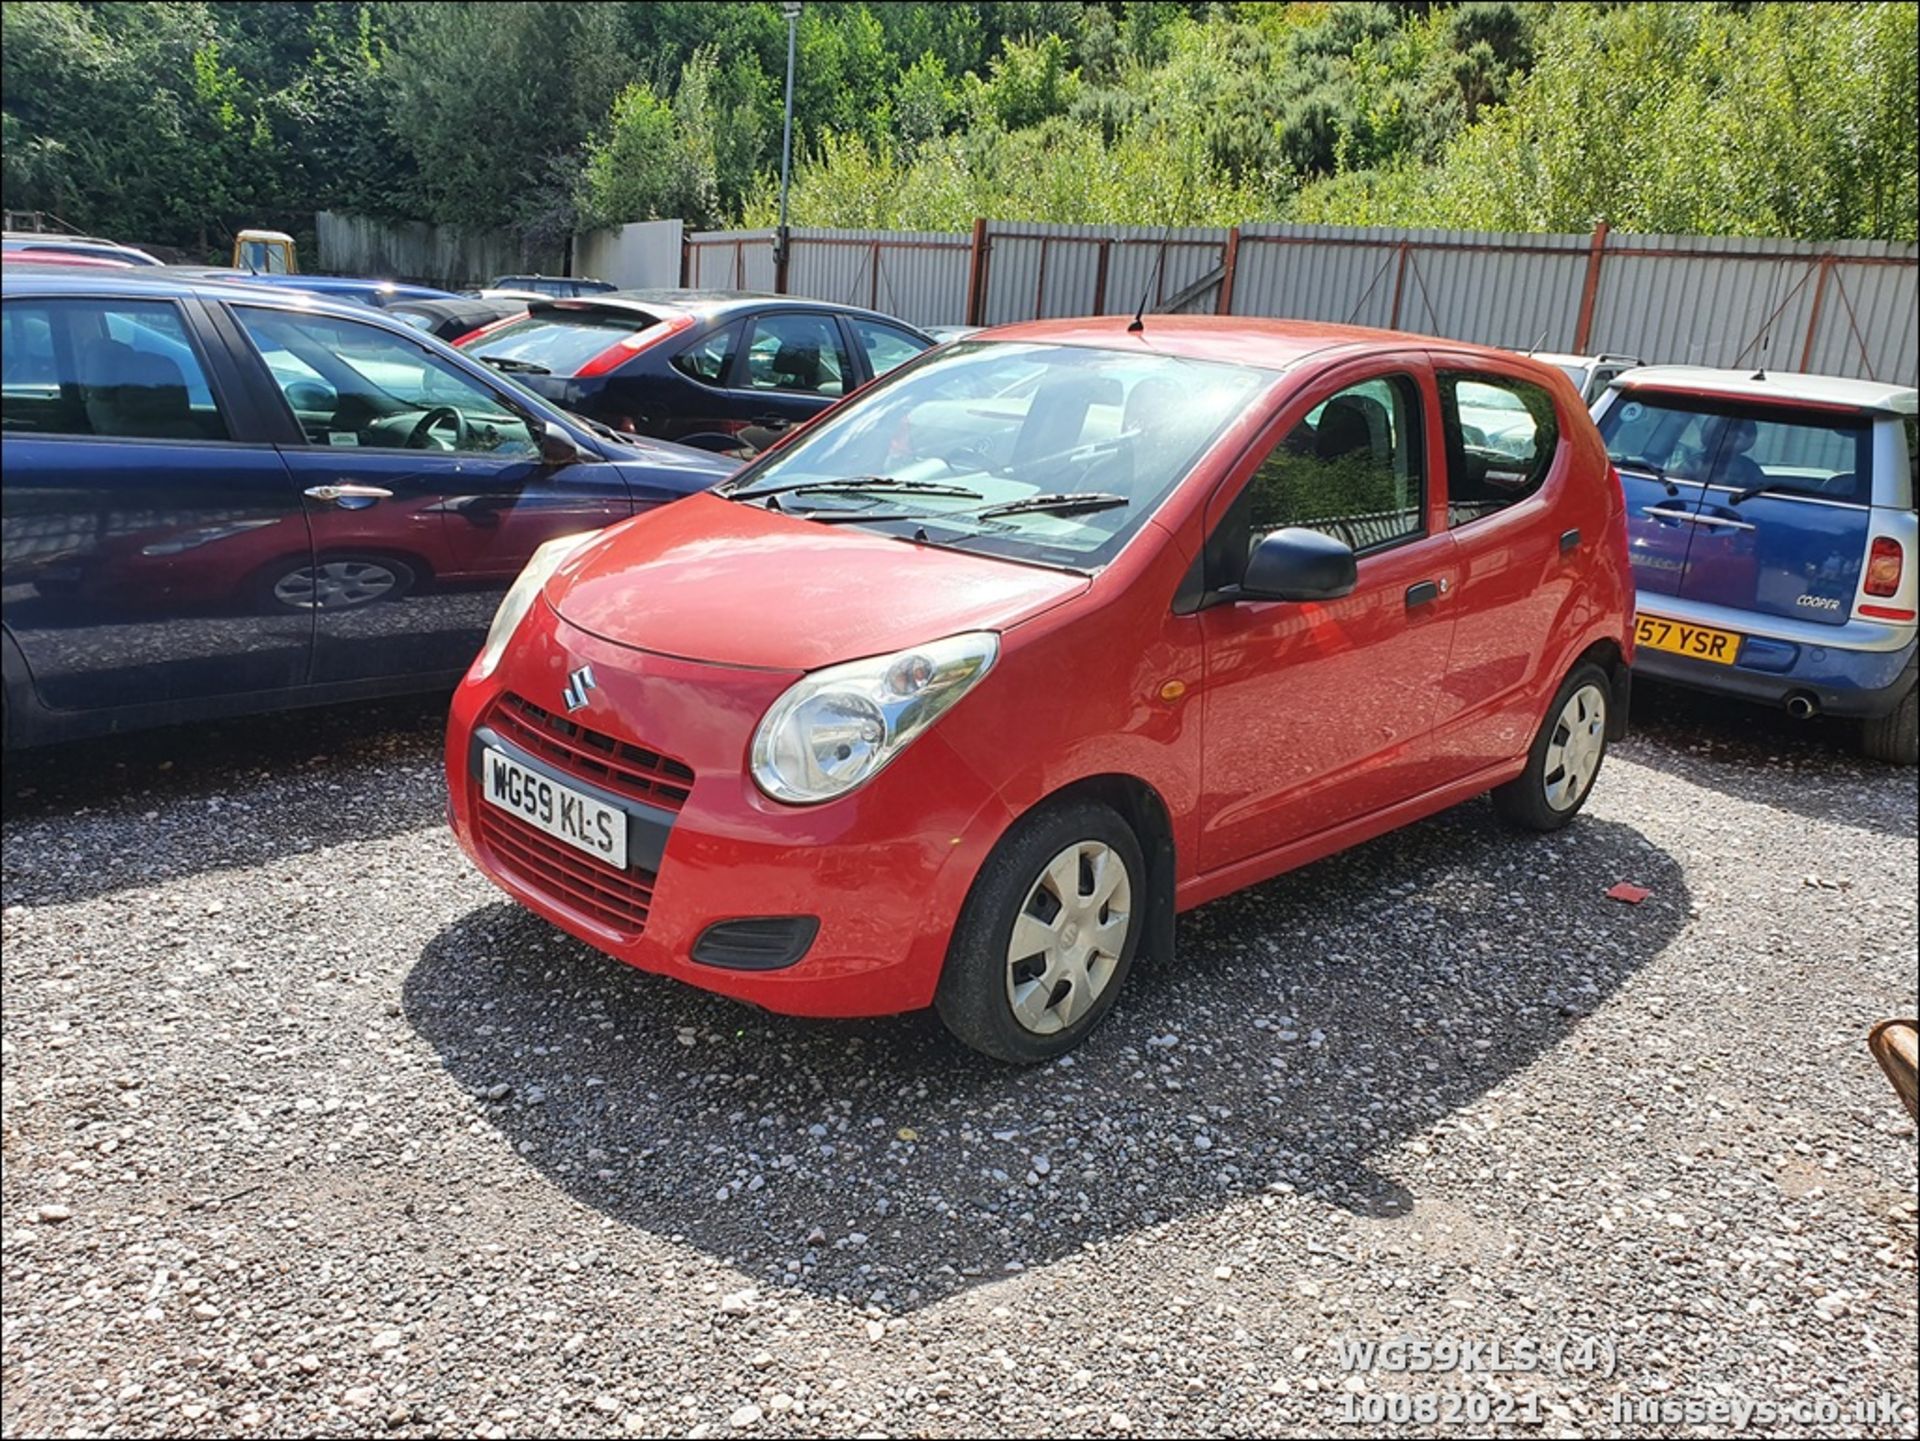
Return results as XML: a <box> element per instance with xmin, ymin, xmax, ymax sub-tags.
<box><xmin>462</xmin><ymin>310</ymin><xmax>662</xmax><ymax>375</ymax></box>
<box><xmin>1599</xmin><ymin>391</ymin><xmax>1871</xmax><ymax>502</ymax></box>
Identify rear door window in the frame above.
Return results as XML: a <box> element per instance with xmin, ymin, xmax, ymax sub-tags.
<box><xmin>673</xmin><ymin>324</ymin><xmax>738</xmax><ymax>386</ymax></box>
<box><xmin>1439</xmin><ymin>372</ymin><xmax>1559</xmax><ymax>527</ymax></box>
<box><xmin>1</xmin><ymin>297</ymin><xmax>228</xmax><ymax>440</ymax></box>
<box><xmin>740</xmin><ymin>313</ymin><xmax>852</xmax><ymax>397</ymax></box>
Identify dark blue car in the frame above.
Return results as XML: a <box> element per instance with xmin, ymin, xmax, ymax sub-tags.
<box><xmin>455</xmin><ymin>290</ymin><xmax>934</xmax><ymax>454</ymax></box>
<box><xmin>0</xmin><ymin>266</ymin><xmax>735</xmax><ymax>747</ymax></box>
<box><xmin>1596</xmin><ymin>367</ymin><xmax>1918</xmax><ymax>763</ymax></box>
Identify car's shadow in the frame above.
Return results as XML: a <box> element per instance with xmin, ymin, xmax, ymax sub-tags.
<box><xmin>1625</xmin><ymin>680</ymin><xmax>1916</xmax><ymax>840</ymax></box>
<box><xmin>1</xmin><ymin>694</ymin><xmax>449</xmax><ymax>907</ymax></box>
<box><xmin>405</xmin><ymin>803</ymin><xmax>1688</xmax><ymax>1313</ymax></box>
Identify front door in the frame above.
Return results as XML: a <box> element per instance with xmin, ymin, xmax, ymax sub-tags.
<box><xmin>0</xmin><ymin>293</ymin><xmax>312</xmax><ymax>712</ymax></box>
<box><xmin>226</xmin><ymin>303</ymin><xmax>632</xmax><ymax>683</ymax></box>
<box><xmin>1197</xmin><ymin>359</ymin><xmax>1457</xmax><ymax>871</ymax></box>
<box><xmin>721</xmin><ymin>311</ymin><xmax>856</xmax><ymax>451</ymax></box>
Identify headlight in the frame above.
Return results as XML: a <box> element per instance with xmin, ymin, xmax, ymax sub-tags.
<box><xmin>751</xmin><ymin>631</ymin><xmax>999</xmax><ymax>804</ymax></box>
<box><xmin>468</xmin><ymin>531</ymin><xmax>597</xmax><ymax>681</ymax></box>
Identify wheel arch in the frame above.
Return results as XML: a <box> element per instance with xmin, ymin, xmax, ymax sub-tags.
<box><xmin>1572</xmin><ymin>635</ymin><xmax>1631</xmax><ymax>741</ymax></box>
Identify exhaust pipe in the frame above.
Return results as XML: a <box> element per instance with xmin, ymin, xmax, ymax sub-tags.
<box><xmin>1785</xmin><ymin>693</ymin><xmax>1819</xmax><ymax>720</ymax></box>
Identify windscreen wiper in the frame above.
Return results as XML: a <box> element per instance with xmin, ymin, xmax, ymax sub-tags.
<box><xmin>477</xmin><ymin>354</ymin><xmax>550</xmax><ymax>375</ymax></box>
<box><xmin>731</xmin><ymin>475</ymin><xmax>984</xmax><ymax>503</ymax></box>
<box><xmin>974</xmin><ymin>491</ymin><xmax>1130</xmax><ymax>520</ymax></box>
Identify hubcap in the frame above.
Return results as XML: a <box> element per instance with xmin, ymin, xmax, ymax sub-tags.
<box><xmin>274</xmin><ymin>560</ymin><xmax>399</xmax><ymax>610</ymax></box>
<box><xmin>1543</xmin><ymin>683</ymin><xmax>1608</xmax><ymax>811</ymax></box>
<box><xmin>1006</xmin><ymin>840</ymin><xmax>1132</xmax><ymax>1035</ymax></box>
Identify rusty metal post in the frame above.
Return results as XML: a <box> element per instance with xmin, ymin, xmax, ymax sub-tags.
<box><xmin>1034</xmin><ymin>237</ymin><xmax>1050</xmax><ymax>319</ymax></box>
<box><xmin>679</xmin><ymin>234</ymin><xmax>691</xmax><ymax>288</ymax></box>
<box><xmin>965</xmin><ymin>217</ymin><xmax>990</xmax><ymax>327</ymax></box>
<box><xmin>1388</xmin><ymin>242</ymin><xmax>1410</xmax><ymax>329</ymax></box>
<box><xmin>1799</xmin><ymin>254</ymin><xmax>1836</xmax><ymax>371</ymax></box>
<box><xmin>1216</xmin><ymin>227</ymin><xmax>1240</xmax><ymax>315</ymax></box>
<box><xmin>1092</xmin><ymin>239</ymin><xmax>1112</xmax><ymax>315</ymax></box>
<box><xmin>1572</xmin><ymin>220</ymin><xmax>1611</xmax><ymax>353</ymax></box>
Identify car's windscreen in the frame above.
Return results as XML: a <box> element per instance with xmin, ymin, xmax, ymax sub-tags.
<box><xmin>725</xmin><ymin>340</ymin><xmax>1277</xmax><ymax>569</ymax></box>
<box><xmin>1554</xmin><ymin>363</ymin><xmax>1587</xmax><ymax>393</ymax></box>
<box><xmin>1599</xmin><ymin>391</ymin><xmax>1871</xmax><ymax>501</ymax></box>
<box><xmin>464</xmin><ymin>310</ymin><xmax>663</xmax><ymax>373</ymax></box>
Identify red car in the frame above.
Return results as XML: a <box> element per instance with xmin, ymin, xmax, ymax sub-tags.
<box><xmin>446</xmin><ymin>317</ymin><xmax>1635</xmax><ymax>1061</ymax></box>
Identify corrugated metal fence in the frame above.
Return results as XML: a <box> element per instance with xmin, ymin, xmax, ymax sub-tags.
<box><xmin>315</xmin><ymin>211</ymin><xmax>560</xmax><ymax>288</ymax></box>
<box><xmin>678</xmin><ymin>219</ymin><xmax>1918</xmax><ymax>384</ymax></box>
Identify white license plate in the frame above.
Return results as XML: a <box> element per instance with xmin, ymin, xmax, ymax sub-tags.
<box><xmin>481</xmin><ymin>747</ymin><xmax>628</xmax><ymax>870</ymax></box>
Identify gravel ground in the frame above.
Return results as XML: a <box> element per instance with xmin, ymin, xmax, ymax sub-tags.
<box><xmin>3</xmin><ymin>685</ymin><xmax>1915</xmax><ymax>1439</ymax></box>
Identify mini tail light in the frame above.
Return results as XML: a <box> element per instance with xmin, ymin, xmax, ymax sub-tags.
<box><xmin>1865</xmin><ymin>536</ymin><xmax>1904</xmax><ymax>597</ymax></box>
<box><xmin>575</xmin><ymin>313</ymin><xmax>695</xmax><ymax>378</ymax></box>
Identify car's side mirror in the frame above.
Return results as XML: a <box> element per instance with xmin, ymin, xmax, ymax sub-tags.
<box><xmin>1237</xmin><ymin>527</ymin><xmax>1358</xmax><ymax>603</ymax></box>
<box><xmin>538</xmin><ymin>420</ymin><xmax>588</xmax><ymax>467</ymax></box>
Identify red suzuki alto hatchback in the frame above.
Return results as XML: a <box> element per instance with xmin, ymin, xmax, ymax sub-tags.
<box><xmin>446</xmin><ymin>317</ymin><xmax>1634</xmax><ymax>1061</ymax></box>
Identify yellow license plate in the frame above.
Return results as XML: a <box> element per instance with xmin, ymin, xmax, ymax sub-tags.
<box><xmin>1635</xmin><ymin>614</ymin><xmax>1740</xmax><ymax>665</ymax></box>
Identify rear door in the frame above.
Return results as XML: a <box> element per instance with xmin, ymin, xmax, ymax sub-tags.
<box><xmin>1675</xmin><ymin>402</ymin><xmax>1875</xmax><ymax>625</ymax></box>
<box><xmin>1594</xmin><ymin>389</ymin><xmax>1722</xmax><ymax>599</ymax></box>
<box><xmin>1426</xmin><ymin>364</ymin><xmax>1581</xmax><ymax>781</ymax></box>
<box><xmin>1</xmin><ymin>292</ymin><xmax>313</xmax><ymax>713</ymax></box>
<box><xmin>224</xmin><ymin>302</ymin><xmax>633</xmax><ymax>683</ymax></box>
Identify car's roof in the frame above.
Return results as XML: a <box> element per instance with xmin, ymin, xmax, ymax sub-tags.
<box><xmin>1531</xmin><ymin>350</ymin><xmax>1644</xmax><ymax>368</ymax></box>
<box><xmin>1613</xmin><ymin>365</ymin><xmax>1918</xmax><ymax>415</ymax></box>
<box><xmin>0</xmin><ymin>265</ymin><xmax>434</xmax><ymax>325</ymax></box>
<box><xmin>535</xmin><ymin>289</ymin><xmax>928</xmax><ymax>330</ymax></box>
<box><xmin>972</xmin><ymin>314</ymin><xmax>1567</xmax><ymax>377</ymax></box>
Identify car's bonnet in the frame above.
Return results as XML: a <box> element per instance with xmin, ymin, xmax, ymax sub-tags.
<box><xmin>550</xmin><ymin>492</ymin><xmax>1090</xmax><ymax>671</ymax></box>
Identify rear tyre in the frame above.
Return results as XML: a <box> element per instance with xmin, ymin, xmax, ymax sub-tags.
<box><xmin>935</xmin><ymin>800</ymin><xmax>1145</xmax><ymax>1064</ymax></box>
<box><xmin>1859</xmin><ymin>683</ymin><xmax>1919</xmax><ymax>766</ymax></box>
<box><xmin>1492</xmin><ymin>662</ymin><xmax>1612</xmax><ymax>832</ymax></box>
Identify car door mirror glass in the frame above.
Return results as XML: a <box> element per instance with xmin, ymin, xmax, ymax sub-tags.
<box><xmin>1238</xmin><ymin>527</ymin><xmax>1358</xmax><ymax>602</ymax></box>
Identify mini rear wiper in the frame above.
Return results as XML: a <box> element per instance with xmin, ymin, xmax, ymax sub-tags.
<box><xmin>731</xmin><ymin>475</ymin><xmax>984</xmax><ymax>503</ymax></box>
<box><xmin>974</xmin><ymin>491</ymin><xmax>1130</xmax><ymax>520</ymax></box>
<box><xmin>1728</xmin><ymin>479</ymin><xmax>1797</xmax><ymax>504</ymax></box>
<box><xmin>1609</xmin><ymin>455</ymin><xmax>1679</xmax><ymax>496</ymax></box>
<box><xmin>477</xmin><ymin>354</ymin><xmax>550</xmax><ymax>375</ymax></box>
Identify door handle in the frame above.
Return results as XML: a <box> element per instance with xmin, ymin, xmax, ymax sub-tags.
<box><xmin>304</xmin><ymin>484</ymin><xmax>395</xmax><ymax>507</ymax></box>
<box><xmin>1405</xmin><ymin>580</ymin><xmax>1441</xmax><ymax>609</ymax></box>
<box><xmin>1641</xmin><ymin>506</ymin><xmax>1697</xmax><ymax>523</ymax></box>
<box><xmin>1560</xmin><ymin>527</ymin><xmax>1581</xmax><ymax>554</ymax></box>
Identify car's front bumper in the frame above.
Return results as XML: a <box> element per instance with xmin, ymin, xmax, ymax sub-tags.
<box><xmin>444</xmin><ymin>606</ymin><xmax>1014</xmax><ymax>1018</ymax></box>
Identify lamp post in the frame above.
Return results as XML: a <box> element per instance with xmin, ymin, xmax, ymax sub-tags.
<box><xmin>776</xmin><ymin>1</ymin><xmax>801</xmax><ymax>292</ymax></box>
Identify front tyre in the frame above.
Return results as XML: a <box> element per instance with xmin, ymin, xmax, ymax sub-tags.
<box><xmin>1492</xmin><ymin>663</ymin><xmax>1612</xmax><ymax>832</ymax></box>
<box><xmin>936</xmin><ymin>800</ymin><xmax>1145</xmax><ymax>1063</ymax></box>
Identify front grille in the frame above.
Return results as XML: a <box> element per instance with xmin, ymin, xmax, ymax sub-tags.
<box><xmin>475</xmin><ymin>803</ymin><xmax>656</xmax><ymax>938</ymax></box>
<box><xmin>487</xmin><ymin>692</ymin><xmax>695</xmax><ymax>812</ymax></box>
